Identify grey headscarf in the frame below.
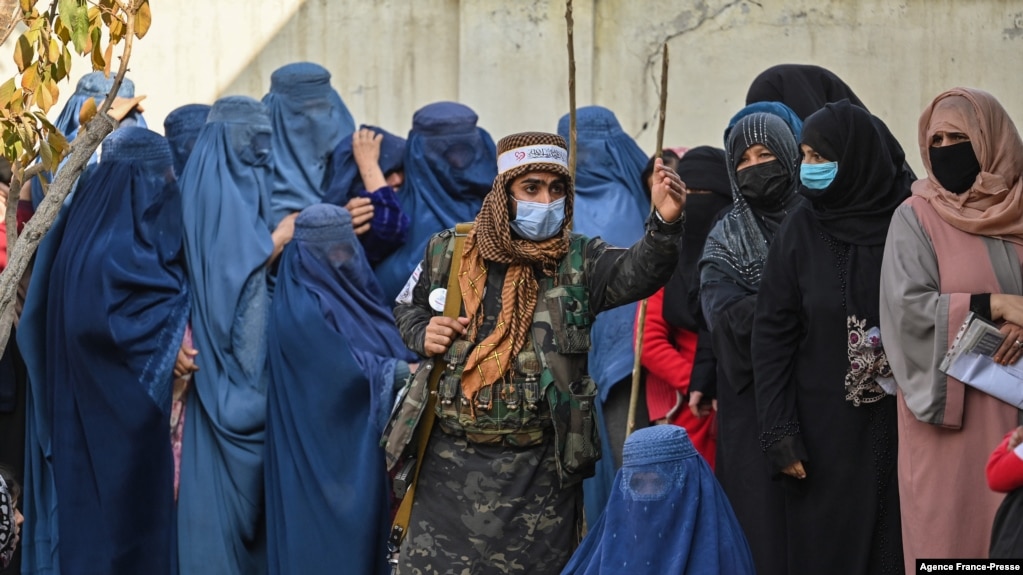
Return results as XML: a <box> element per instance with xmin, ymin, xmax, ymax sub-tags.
<box><xmin>700</xmin><ymin>112</ymin><xmax>801</xmax><ymax>294</ymax></box>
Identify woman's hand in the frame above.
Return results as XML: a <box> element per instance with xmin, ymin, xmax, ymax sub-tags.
<box><xmin>688</xmin><ymin>391</ymin><xmax>714</xmax><ymax>417</ymax></box>
<box><xmin>992</xmin><ymin>321</ymin><xmax>1023</xmax><ymax>366</ymax></box>
<box><xmin>268</xmin><ymin>212</ymin><xmax>299</xmax><ymax>265</ymax></box>
<box><xmin>345</xmin><ymin>197</ymin><xmax>374</xmax><ymax>235</ymax></box>
<box><xmin>174</xmin><ymin>344</ymin><xmax>199</xmax><ymax>378</ymax></box>
<box><xmin>1009</xmin><ymin>426</ymin><xmax>1023</xmax><ymax>450</ymax></box>
<box><xmin>782</xmin><ymin>460</ymin><xmax>807</xmax><ymax>479</ymax></box>
<box><xmin>352</xmin><ymin>129</ymin><xmax>387</xmax><ymax>191</ymax></box>
<box><xmin>991</xmin><ymin>294</ymin><xmax>1023</xmax><ymax>326</ymax></box>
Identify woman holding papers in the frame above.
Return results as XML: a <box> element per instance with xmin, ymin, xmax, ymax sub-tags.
<box><xmin>880</xmin><ymin>87</ymin><xmax>1023</xmax><ymax>570</ymax></box>
<box><xmin>752</xmin><ymin>100</ymin><xmax>909</xmax><ymax>574</ymax></box>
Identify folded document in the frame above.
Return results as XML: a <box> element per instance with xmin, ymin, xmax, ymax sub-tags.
<box><xmin>939</xmin><ymin>312</ymin><xmax>1023</xmax><ymax>409</ymax></box>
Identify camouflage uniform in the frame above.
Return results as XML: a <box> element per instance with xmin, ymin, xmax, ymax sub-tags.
<box><xmin>391</xmin><ymin>214</ymin><xmax>681</xmax><ymax>575</ymax></box>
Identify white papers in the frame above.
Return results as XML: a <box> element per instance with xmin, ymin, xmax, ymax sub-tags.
<box><xmin>940</xmin><ymin>312</ymin><xmax>1023</xmax><ymax>409</ymax></box>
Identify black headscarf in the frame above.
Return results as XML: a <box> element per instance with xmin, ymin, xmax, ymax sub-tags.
<box><xmin>798</xmin><ymin>101</ymin><xmax>910</xmax><ymax>405</ymax></box>
<box><xmin>746</xmin><ymin>64</ymin><xmax>867</xmax><ymax>121</ymax></box>
<box><xmin>799</xmin><ymin>100</ymin><xmax>911</xmax><ymax>246</ymax></box>
<box><xmin>747</xmin><ymin>63</ymin><xmax>917</xmax><ymax>215</ymax></box>
<box><xmin>663</xmin><ymin>147</ymin><xmax>732</xmax><ymax>330</ymax></box>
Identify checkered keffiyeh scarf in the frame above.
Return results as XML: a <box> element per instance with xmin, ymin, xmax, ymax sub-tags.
<box><xmin>458</xmin><ymin>132</ymin><xmax>574</xmax><ymax>408</ymax></box>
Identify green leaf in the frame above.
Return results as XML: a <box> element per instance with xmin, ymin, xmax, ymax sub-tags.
<box><xmin>0</xmin><ymin>79</ymin><xmax>17</xmax><ymax>108</ymax></box>
<box><xmin>13</xmin><ymin>34</ymin><xmax>33</xmax><ymax>73</ymax></box>
<box><xmin>58</xmin><ymin>0</ymin><xmax>90</xmax><ymax>53</ymax></box>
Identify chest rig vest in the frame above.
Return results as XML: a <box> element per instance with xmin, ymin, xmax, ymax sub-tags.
<box><xmin>425</xmin><ymin>228</ymin><xmax>601</xmax><ymax>481</ymax></box>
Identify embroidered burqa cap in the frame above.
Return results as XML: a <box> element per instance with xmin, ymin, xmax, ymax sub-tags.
<box><xmin>164</xmin><ymin>103</ymin><xmax>212</xmax><ymax>176</ymax></box>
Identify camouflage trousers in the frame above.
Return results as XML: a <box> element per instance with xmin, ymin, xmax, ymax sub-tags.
<box><xmin>397</xmin><ymin>427</ymin><xmax>583</xmax><ymax>575</ymax></box>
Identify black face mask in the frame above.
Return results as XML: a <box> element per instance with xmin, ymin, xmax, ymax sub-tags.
<box><xmin>736</xmin><ymin>160</ymin><xmax>793</xmax><ymax>209</ymax></box>
<box><xmin>929</xmin><ymin>141</ymin><xmax>980</xmax><ymax>195</ymax></box>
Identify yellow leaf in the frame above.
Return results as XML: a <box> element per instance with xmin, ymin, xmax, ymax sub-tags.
<box><xmin>109</xmin><ymin>17</ymin><xmax>123</xmax><ymax>42</ymax></box>
<box><xmin>47</xmin><ymin>38</ymin><xmax>59</xmax><ymax>63</ymax></box>
<box><xmin>19</xmin><ymin>0</ymin><xmax>31</xmax><ymax>13</ymax></box>
<box><xmin>135</xmin><ymin>1</ymin><xmax>151</xmax><ymax>39</ymax></box>
<box><xmin>20</xmin><ymin>65</ymin><xmax>39</xmax><ymax>92</ymax></box>
<box><xmin>13</xmin><ymin>34</ymin><xmax>33</xmax><ymax>73</ymax></box>
<box><xmin>101</xmin><ymin>43</ymin><xmax>112</xmax><ymax>77</ymax></box>
<box><xmin>78</xmin><ymin>97</ymin><xmax>97</xmax><ymax>125</ymax></box>
<box><xmin>0</xmin><ymin>79</ymin><xmax>16</xmax><ymax>108</ymax></box>
<box><xmin>47</xmin><ymin>78</ymin><xmax>58</xmax><ymax>103</ymax></box>
<box><xmin>47</xmin><ymin>128</ymin><xmax>68</xmax><ymax>157</ymax></box>
<box><xmin>36</xmin><ymin>79</ymin><xmax>53</xmax><ymax>112</ymax></box>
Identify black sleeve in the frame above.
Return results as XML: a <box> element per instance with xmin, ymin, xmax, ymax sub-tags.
<box><xmin>751</xmin><ymin>223</ymin><xmax>808</xmax><ymax>476</ymax></box>
<box><xmin>586</xmin><ymin>213</ymin><xmax>683</xmax><ymax>314</ymax></box>
<box><xmin>970</xmin><ymin>293</ymin><xmax>992</xmax><ymax>320</ymax></box>
<box><xmin>710</xmin><ymin>295</ymin><xmax>757</xmax><ymax>397</ymax></box>
<box><xmin>393</xmin><ymin>236</ymin><xmax>444</xmax><ymax>358</ymax></box>
<box><xmin>688</xmin><ymin>326</ymin><xmax>718</xmax><ymax>398</ymax></box>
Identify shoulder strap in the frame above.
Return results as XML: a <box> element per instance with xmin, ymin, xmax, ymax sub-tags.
<box><xmin>390</xmin><ymin>222</ymin><xmax>473</xmax><ymax>550</ymax></box>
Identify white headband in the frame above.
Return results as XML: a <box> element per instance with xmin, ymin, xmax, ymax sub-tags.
<box><xmin>497</xmin><ymin>144</ymin><xmax>569</xmax><ymax>175</ymax></box>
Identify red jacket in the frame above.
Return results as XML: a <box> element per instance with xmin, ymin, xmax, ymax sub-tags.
<box><xmin>988</xmin><ymin>429</ymin><xmax>1023</xmax><ymax>493</ymax></box>
<box><xmin>636</xmin><ymin>288</ymin><xmax>716</xmax><ymax>468</ymax></box>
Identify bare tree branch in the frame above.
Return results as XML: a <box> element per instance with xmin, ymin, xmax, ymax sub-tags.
<box><xmin>0</xmin><ymin>0</ymin><xmax>22</xmax><ymax>47</ymax></box>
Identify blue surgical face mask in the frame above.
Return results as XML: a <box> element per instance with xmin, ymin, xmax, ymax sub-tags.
<box><xmin>510</xmin><ymin>197</ymin><xmax>566</xmax><ymax>241</ymax></box>
<box><xmin>800</xmin><ymin>161</ymin><xmax>838</xmax><ymax>190</ymax></box>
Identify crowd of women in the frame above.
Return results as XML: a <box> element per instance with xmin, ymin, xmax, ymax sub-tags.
<box><xmin>0</xmin><ymin>59</ymin><xmax>1020</xmax><ymax>575</ymax></box>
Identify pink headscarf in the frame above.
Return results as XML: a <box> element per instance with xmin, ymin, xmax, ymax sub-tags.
<box><xmin>913</xmin><ymin>87</ymin><xmax>1023</xmax><ymax>244</ymax></box>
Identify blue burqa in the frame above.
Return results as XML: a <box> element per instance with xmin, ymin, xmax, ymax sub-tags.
<box><xmin>322</xmin><ymin>124</ymin><xmax>406</xmax><ymax>205</ymax></box>
<box><xmin>19</xmin><ymin>127</ymin><xmax>188</xmax><ymax>575</ymax></box>
<box><xmin>19</xmin><ymin>207</ymin><xmax>67</xmax><ymax>575</ymax></box>
<box><xmin>32</xmin><ymin>73</ymin><xmax>146</xmax><ymax>207</ymax></box>
<box><xmin>164</xmin><ymin>103</ymin><xmax>212</xmax><ymax>177</ymax></box>
<box><xmin>373</xmin><ymin>102</ymin><xmax>496</xmax><ymax>303</ymax></box>
<box><xmin>562</xmin><ymin>425</ymin><xmax>755</xmax><ymax>575</ymax></box>
<box><xmin>262</xmin><ymin>62</ymin><xmax>355</xmax><ymax>225</ymax></box>
<box><xmin>176</xmin><ymin>96</ymin><xmax>274</xmax><ymax>575</ymax></box>
<box><xmin>557</xmin><ymin>106</ymin><xmax>649</xmax><ymax>521</ymax></box>
<box><xmin>265</xmin><ymin>204</ymin><xmax>417</xmax><ymax>575</ymax></box>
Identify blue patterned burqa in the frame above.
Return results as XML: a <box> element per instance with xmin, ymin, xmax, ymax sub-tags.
<box><xmin>18</xmin><ymin>128</ymin><xmax>187</xmax><ymax>575</ymax></box>
<box><xmin>32</xmin><ymin>73</ymin><xmax>146</xmax><ymax>207</ymax></box>
<box><xmin>265</xmin><ymin>204</ymin><xmax>416</xmax><ymax>575</ymax></box>
<box><xmin>373</xmin><ymin>102</ymin><xmax>496</xmax><ymax>303</ymax></box>
<box><xmin>164</xmin><ymin>103</ymin><xmax>212</xmax><ymax>177</ymax></box>
<box><xmin>176</xmin><ymin>96</ymin><xmax>275</xmax><ymax>575</ymax></box>
<box><xmin>561</xmin><ymin>426</ymin><xmax>755</xmax><ymax>574</ymax></box>
<box><xmin>262</xmin><ymin>62</ymin><xmax>355</xmax><ymax>225</ymax></box>
<box><xmin>557</xmin><ymin>106</ymin><xmax>649</xmax><ymax>521</ymax></box>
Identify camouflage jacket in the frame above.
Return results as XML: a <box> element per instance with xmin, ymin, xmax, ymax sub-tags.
<box><xmin>391</xmin><ymin>215</ymin><xmax>682</xmax><ymax>483</ymax></box>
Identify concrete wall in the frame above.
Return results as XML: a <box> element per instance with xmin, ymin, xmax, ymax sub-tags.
<box><xmin>3</xmin><ymin>0</ymin><xmax>1022</xmax><ymax>174</ymax></box>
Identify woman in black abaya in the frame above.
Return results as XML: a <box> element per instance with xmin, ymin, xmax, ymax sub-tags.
<box><xmin>753</xmin><ymin>100</ymin><xmax>908</xmax><ymax>574</ymax></box>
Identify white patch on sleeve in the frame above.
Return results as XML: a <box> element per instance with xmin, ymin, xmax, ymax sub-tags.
<box><xmin>395</xmin><ymin>263</ymin><xmax>423</xmax><ymax>306</ymax></box>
